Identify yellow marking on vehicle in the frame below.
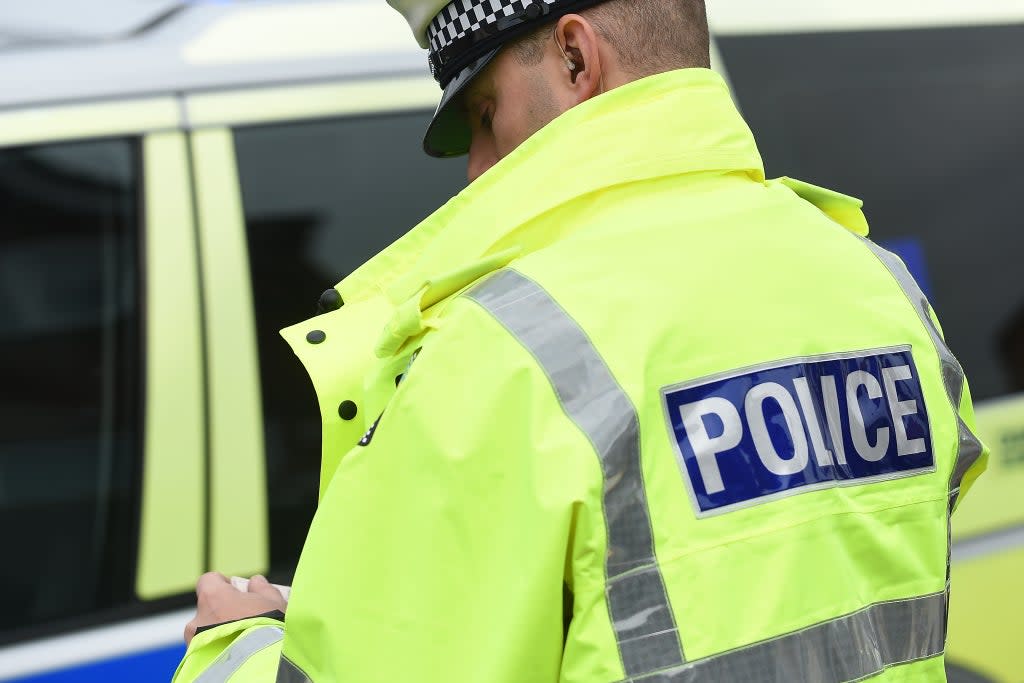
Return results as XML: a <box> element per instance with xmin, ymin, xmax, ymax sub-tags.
<box><xmin>952</xmin><ymin>394</ymin><xmax>1024</xmax><ymax>540</ymax></box>
<box><xmin>190</xmin><ymin>127</ymin><xmax>269</xmax><ymax>579</ymax></box>
<box><xmin>948</xmin><ymin>546</ymin><xmax>1024</xmax><ymax>682</ymax></box>
<box><xmin>137</xmin><ymin>131</ymin><xmax>206</xmax><ymax>600</ymax></box>
<box><xmin>0</xmin><ymin>98</ymin><xmax>178</xmax><ymax>148</ymax></box>
<box><xmin>186</xmin><ymin>78</ymin><xmax>439</xmax><ymax>129</ymax></box>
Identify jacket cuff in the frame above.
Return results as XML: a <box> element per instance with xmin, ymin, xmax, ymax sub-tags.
<box><xmin>173</xmin><ymin>616</ymin><xmax>287</xmax><ymax>683</ymax></box>
<box><xmin>195</xmin><ymin>610</ymin><xmax>285</xmax><ymax>636</ymax></box>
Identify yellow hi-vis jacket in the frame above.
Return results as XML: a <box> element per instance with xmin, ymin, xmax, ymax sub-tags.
<box><xmin>173</xmin><ymin>68</ymin><xmax>988</xmax><ymax>683</ymax></box>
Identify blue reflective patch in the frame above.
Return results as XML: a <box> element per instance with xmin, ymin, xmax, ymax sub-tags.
<box><xmin>7</xmin><ymin>643</ymin><xmax>184</xmax><ymax>683</ymax></box>
<box><xmin>662</xmin><ymin>347</ymin><xmax>933</xmax><ymax>516</ymax></box>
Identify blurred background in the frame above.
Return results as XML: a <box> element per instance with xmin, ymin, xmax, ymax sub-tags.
<box><xmin>0</xmin><ymin>1</ymin><xmax>1020</xmax><ymax>681</ymax></box>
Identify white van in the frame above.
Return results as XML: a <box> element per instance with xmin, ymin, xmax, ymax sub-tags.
<box><xmin>0</xmin><ymin>2</ymin><xmax>1020</xmax><ymax>681</ymax></box>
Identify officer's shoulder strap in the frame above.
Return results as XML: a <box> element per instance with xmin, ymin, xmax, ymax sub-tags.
<box><xmin>770</xmin><ymin>176</ymin><xmax>870</xmax><ymax>237</ymax></box>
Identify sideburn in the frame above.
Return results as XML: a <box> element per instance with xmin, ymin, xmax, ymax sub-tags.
<box><xmin>525</xmin><ymin>65</ymin><xmax>565</xmax><ymax>139</ymax></box>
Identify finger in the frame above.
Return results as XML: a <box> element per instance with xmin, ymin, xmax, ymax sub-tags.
<box><xmin>196</xmin><ymin>572</ymin><xmax>229</xmax><ymax>597</ymax></box>
<box><xmin>248</xmin><ymin>574</ymin><xmax>270</xmax><ymax>589</ymax></box>
<box><xmin>184</xmin><ymin>618</ymin><xmax>197</xmax><ymax>646</ymax></box>
<box><xmin>248</xmin><ymin>575</ymin><xmax>285</xmax><ymax>606</ymax></box>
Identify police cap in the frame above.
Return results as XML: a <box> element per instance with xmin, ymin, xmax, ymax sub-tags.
<box><xmin>388</xmin><ymin>0</ymin><xmax>611</xmax><ymax>157</ymax></box>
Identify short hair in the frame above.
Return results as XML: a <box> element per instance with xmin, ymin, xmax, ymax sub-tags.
<box><xmin>511</xmin><ymin>0</ymin><xmax>710</xmax><ymax>75</ymax></box>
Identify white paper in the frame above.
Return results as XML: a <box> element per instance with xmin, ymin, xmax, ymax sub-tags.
<box><xmin>230</xmin><ymin>576</ymin><xmax>291</xmax><ymax>602</ymax></box>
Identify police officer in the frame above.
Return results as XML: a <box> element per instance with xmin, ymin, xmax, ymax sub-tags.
<box><xmin>175</xmin><ymin>1</ymin><xmax>989</xmax><ymax>681</ymax></box>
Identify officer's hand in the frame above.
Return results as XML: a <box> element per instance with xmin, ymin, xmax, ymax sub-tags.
<box><xmin>184</xmin><ymin>573</ymin><xmax>288</xmax><ymax>646</ymax></box>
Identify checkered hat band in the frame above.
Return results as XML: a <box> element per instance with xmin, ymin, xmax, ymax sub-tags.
<box><xmin>427</xmin><ymin>0</ymin><xmax>556</xmax><ymax>54</ymax></box>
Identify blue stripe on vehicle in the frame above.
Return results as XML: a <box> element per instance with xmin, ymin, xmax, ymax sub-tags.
<box><xmin>5</xmin><ymin>643</ymin><xmax>185</xmax><ymax>683</ymax></box>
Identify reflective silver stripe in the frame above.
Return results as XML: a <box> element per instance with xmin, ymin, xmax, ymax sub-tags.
<box><xmin>466</xmin><ymin>269</ymin><xmax>684</xmax><ymax>677</ymax></box>
<box><xmin>195</xmin><ymin>626</ymin><xmax>283</xmax><ymax>683</ymax></box>
<box><xmin>629</xmin><ymin>593</ymin><xmax>946</xmax><ymax>682</ymax></box>
<box><xmin>862</xmin><ymin>242</ymin><xmax>985</xmax><ymax>503</ymax></box>
<box><xmin>861</xmin><ymin>240</ymin><xmax>983</xmax><ymax>642</ymax></box>
<box><xmin>276</xmin><ymin>655</ymin><xmax>313</xmax><ymax>683</ymax></box>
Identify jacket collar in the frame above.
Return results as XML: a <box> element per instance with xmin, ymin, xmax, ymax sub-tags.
<box><xmin>339</xmin><ymin>68</ymin><xmax>764</xmax><ymax>305</ymax></box>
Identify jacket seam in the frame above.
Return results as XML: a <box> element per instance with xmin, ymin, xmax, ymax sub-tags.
<box><xmin>651</xmin><ymin>495</ymin><xmax>948</xmax><ymax>571</ymax></box>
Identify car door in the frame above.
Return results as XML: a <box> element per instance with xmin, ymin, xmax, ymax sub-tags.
<box><xmin>0</xmin><ymin>97</ymin><xmax>205</xmax><ymax>682</ymax></box>
<box><xmin>183</xmin><ymin>74</ymin><xmax>469</xmax><ymax>586</ymax></box>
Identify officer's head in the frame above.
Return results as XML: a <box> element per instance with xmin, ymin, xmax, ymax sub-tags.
<box><xmin>389</xmin><ymin>0</ymin><xmax>710</xmax><ymax>181</ymax></box>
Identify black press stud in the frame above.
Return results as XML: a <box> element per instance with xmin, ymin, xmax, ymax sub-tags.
<box><xmin>317</xmin><ymin>288</ymin><xmax>343</xmax><ymax>314</ymax></box>
<box><xmin>306</xmin><ymin>330</ymin><xmax>326</xmax><ymax>345</ymax></box>
<box><xmin>338</xmin><ymin>400</ymin><xmax>358</xmax><ymax>421</ymax></box>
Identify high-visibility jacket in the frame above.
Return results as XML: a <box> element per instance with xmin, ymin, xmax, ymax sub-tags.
<box><xmin>173</xmin><ymin>68</ymin><xmax>987</xmax><ymax>683</ymax></box>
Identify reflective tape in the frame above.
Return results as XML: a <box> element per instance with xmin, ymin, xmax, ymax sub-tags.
<box><xmin>276</xmin><ymin>655</ymin><xmax>314</xmax><ymax>683</ymax></box>
<box><xmin>466</xmin><ymin>269</ymin><xmax>684</xmax><ymax>677</ymax></box>
<box><xmin>630</xmin><ymin>593</ymin><xmax>946</xmax><ymax>682</ymax></box>
<box><xmin>860</xmin><ymin>240</ymin><xmax>982</xmax><ymax>646</ymax></box>
<box><xmin>195</xmin><ymin>627</ymin><xmax>283</xmax><ymax>683</ymax></box>
<box><xmin>862</xmin><ymin>241</ymin><xmax>984</xmax><ymax>504</ymax></box>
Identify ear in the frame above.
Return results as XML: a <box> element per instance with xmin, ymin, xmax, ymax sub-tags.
<box><xmin>554</xmin><ymin>14</ymin><xmax>603</xmax><ymax>103</ymax></box>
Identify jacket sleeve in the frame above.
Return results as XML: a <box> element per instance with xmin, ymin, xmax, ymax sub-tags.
<box><xmin>172</xmin><ymin>616</ymin><xmax>286</xmax><ymax>682</ymax></box>
<box><xmin>926</xmin><ymin>304</ymin><xmax>989</xmax><ymax>511</ymax></box>
<box><xmin>952</xmin><ymin>376</ymin><xmax>989</xmax><ymax>511</ymax></box>
<box><xmin>276</xmin><ymin>296</ymin><xmax>602</xmax><ymax>683</ymax></box>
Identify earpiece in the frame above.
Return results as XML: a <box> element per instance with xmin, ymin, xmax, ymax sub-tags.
<box><xmin>553</xmin><ymin>28</ymin><xmax>577</xmax><ymax>72</ymax></box>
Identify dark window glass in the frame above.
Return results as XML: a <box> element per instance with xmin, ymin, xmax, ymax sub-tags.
<box><xmin>234</xmin><ymin>111</ymin><xmax>466</xmax><ymax>580</ymax></box>
<box><xmin>719</xmin><ymin>24</ymin><xmax>1024</xmax><ymax>400</ymax></box>
<box><xmin>0</xmin><ymin>138</ymin><xmax>142</xmax><ymax>639</ymax></box>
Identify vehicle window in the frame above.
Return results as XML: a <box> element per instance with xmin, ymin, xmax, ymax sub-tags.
<box><xmin>718</xmin><ymin>23</ymin><xmax>1024</xmax><ymax>401</ymax></box>
<box><xmin>0</xmin><ymin>138</ymin><xmax>143</xmax><ymax>640</ymax></box>
<box><xmin>233</xmin><ymin>111</ymin><xmax>466</xmax><ymax>581</ymax></box>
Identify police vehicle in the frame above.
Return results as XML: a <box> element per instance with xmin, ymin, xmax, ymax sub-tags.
<box><xmin>0</xmin><ymin>1</ymin><xmax>1020</xmax><ymax>681</ymax></box>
